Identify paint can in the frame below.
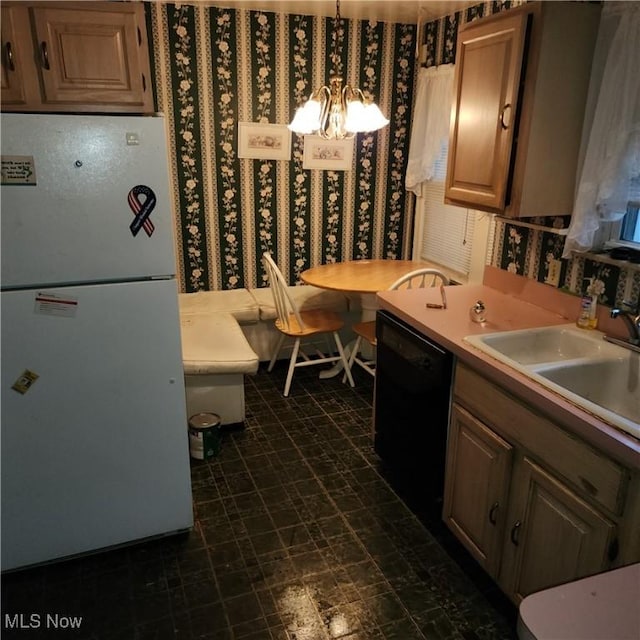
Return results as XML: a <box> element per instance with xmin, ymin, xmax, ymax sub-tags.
<box><xmin>188</xmin><ymin>413</ymin><xmax>221</xmax><ymax>461</ymax></box>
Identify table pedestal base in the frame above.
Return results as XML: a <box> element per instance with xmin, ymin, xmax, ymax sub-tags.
<box><xmin>320</xmin><ymin>293</ymin><xmax>377</xmax><ymax>379</ymax></box>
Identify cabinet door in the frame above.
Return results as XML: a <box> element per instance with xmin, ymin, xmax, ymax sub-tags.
<box><xmin>444</xmin><ymin>12</ymin><xmax>528</xmax><ymax>212</ymax></box>
<box><xmin>30</xmin><ymin>3</ymin><xmax>152</xmax><ymax>112</ymax></box>
<box><xmin>443</xmin><ymin>404</ymin><xmax>513</xmax><ymax>577</ymax></box>
<box><xmin>0</xmin><ymin>5</ymin><xmax>40</xmax><ymax>109</ymax></box>
<box><xmin>500</xmin><ymin>457</ymin><xmax>616</xmax><ymax>604</ymax></box>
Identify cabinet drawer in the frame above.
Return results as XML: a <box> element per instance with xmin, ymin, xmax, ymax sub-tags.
<box><xmin>454</xmin><ymin>364</ymin><xmax>627</xmax><ymax>515</ymax></box>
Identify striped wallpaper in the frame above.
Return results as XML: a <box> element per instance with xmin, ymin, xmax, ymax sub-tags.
<box><xmin>148</xmin><ymin>3</ymin><xmax>417</xmax><ymax>292</ymax></box>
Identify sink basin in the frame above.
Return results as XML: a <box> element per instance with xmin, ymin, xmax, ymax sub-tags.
<box><xmin>537</xmin><ymin>357</ymin><xmax>640</xmax><ymax>434</ymax></box>
<box><xmin>471</xmin><ymin>325</ymin><xmax>605</xmax><ymax>364</ymax></box>
<box><xmin>464</xmin><ymin>324</ymin><xmax>640</xmax><ymax>439</ymax></box>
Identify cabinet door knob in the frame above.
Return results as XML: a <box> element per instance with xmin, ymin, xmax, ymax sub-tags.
<box><xmin>40</xmin><ymin>41</ymin><xmax>50</xmax><ymax>70</ymax></box>
<box><xmin>489</xmin><ymin>501</ymin><xmax>499</xmax><ymax>525</ymax></box>
<box><xmin>5</xmin><ymin>41</ymin><xmax>15</xmax><ymax>71</ymax></box>
<box><xmin>500</xmin><ymin>103</ymin><xmax>512</xmax><ymax>130</ymax></box>
<box><xmin>510</xmin><ymin>520</ymin><xmax>521</xmax><ymax>545</ymax></box>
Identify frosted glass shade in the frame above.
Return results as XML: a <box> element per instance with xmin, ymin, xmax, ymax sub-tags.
<box><xmin>362</xmin><ymin>103</ymin><xmax>390</xmax><ymax>131</ymax></box>
<box><xmin>287</xmin><ymin>99</ymin><xmax>322</xmax><ymax>135</ymax></box>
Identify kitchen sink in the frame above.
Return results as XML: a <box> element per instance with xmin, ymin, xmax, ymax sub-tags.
<box><xmin>470</xmin><ymin>325</ymin><xmax>605</xmax><ymax>364</ymax></box>
<box><xmin>465</xmin><ymin>324</ymin><xmax>640</xmax><ymax>439</ymax></box>
<box><xmin>536</xmin><ymin>357</ymin><xmax>639</xmax><ymax>428</ymax></box>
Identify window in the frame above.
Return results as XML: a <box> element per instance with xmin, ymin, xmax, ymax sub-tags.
<box><xmin>563</xmin><ymin>3</ymin><xmax>639</xmax><ymax>257</ymax></box>
<box><xmin>601</xmin><ymin>176</ymin><xmax>640</xmax><ymax>250</ymax></box>
<box><xmin>618</xmin><ymin>177</ymin><xmax>640</xmax><ymax>245</ymax></box>
<box><xmin>412</xmin><ymin>148</ymin><xmax>494</xmax><ymax>283</ymax></box>
<box><xmin>407</xmin><ymin>63</ymin><xmax>494</xmax><ymax>282</ymax></box>
<box><xmin>620</xmin><ymin>204</ymin><xmax>640</xmax><ymax>244</ymax></box>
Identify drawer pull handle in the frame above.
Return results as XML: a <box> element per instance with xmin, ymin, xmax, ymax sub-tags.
<box><xmin>40</xmin><ymin>41</ymin><xmax>50</xmax><ymax>70</ymax></box>
<box><xmin>510</xmin><ymin>520</ymin><xmax>521</xmax><ymax>545</ymax></box>
<box><xmin>5</xmin><ymin>41</ymin><xmax>15</xmax><ymax>71</ymax></box>
<box><xmin>500</xmin><ymin>103</ymin><xmax>512</xmax><ymax>130</ymax></box>
<box><xmin>489</xmin><ymin>501</ymin><xmax>499</xmax><ymax>525</ymax></box>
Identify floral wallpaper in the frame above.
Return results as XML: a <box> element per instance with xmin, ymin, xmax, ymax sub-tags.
<box><xmin>147</xmin><ymin>2</ymin><xmax>416</xmax><ymax>291</ymax></box>
<box><xmin>423</xmin><ymin>0</ymin><xmax>640</xmax><ymax>311</ymax></box>
<box><xmin>501</xmin><ymin>225</ymin><xmax>528</xmax><ymax>276</ymax></box>
<box><xmin>491</xmin><ymin>216</ymin><xmax>640</xmax><ymax>311</ymax></box>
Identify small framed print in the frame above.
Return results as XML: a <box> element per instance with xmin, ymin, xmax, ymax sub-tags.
<box><xmin>302</xmin><ymin>136</ymin><xmax>354</xmax><ymax>171</ymax></box>
<box><xmin>237</xmin><ymin>122</ymin><xmax>291</xmax><ymax>160</ymax></box>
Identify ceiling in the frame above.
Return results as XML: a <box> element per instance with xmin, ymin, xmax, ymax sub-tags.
<box><xmin>199</xmin><ymin>1</ymin><xmax>478</xmax><ymax>24</ymax></box>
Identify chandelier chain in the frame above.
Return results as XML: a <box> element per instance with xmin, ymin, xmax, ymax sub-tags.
<box><xmin>332</xmin><ymin>0</ymin><xmax>341</xmax><ymax>75</ymax></box>
<box><xmin>287</xmin><ymin>0</ymin><xmax>389</xmax><ymax>139</ymax></box>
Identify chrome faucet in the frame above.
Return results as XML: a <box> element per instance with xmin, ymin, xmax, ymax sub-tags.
<box><xmin>609</xmin><ymin>302</ymin><xmax>640</xmax><ymax>346</ymax></box>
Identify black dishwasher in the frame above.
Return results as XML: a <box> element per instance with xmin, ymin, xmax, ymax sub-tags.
<box><xmin>374</xmin><ymin>310</ymin><xmax>453</xmax><ymax>509</ymax></box>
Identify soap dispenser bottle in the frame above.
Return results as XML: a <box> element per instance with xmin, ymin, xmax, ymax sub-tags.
<box><xmin>577</xmin><ymin>277</ymin><xmax>598</xmax><ymax>329</ymax></box>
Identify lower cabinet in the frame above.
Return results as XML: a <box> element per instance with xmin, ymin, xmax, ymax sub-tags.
<box><xmin>443</xmin><ymin>405</ymin><xmax>513</xmax><ymax>578</ymax></box>
<box><xmin>499</xmin><ymin>456</ymin><xmax>615</xmax><ymax>602</ymax></box>
<box><xmin>444</xmin><ymin>363</ymin><xmax>632</xmax><ymax>605</ymax></box>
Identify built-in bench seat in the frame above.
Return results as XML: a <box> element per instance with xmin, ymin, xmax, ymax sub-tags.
<box><xmin>178</xmin><ymin>286</ymin><xmax>356</xmax><ymax>359</ymax></box>
<box><xmin>177</xmin><ymin>286</ymin><xmax>359</xmax><ymax>421</ymax></box>
<box><xmin>178</xmin><ymin>288</ymin><xmax>259</xmax><ymax>324</ymax></box>
<box><xmin>180</xmin><ymin>311</ymin><xmax>259</xmax><ymax>426</ymax></box>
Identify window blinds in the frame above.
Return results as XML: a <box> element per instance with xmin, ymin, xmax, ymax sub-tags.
<box><xmin>418</xmin><ymin>154</ymin><xmax>475</xmax><ymax>276</ymax></box>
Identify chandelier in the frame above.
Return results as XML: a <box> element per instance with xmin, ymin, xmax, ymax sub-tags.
<box><xmin>287</xmin><ymin>0</ymin><xmax>389</xmax><ymax>140</ymax></box>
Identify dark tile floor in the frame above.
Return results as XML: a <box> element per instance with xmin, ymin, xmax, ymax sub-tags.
<box><xmin>1</xmin><ymin>363</ymin><xmax>517</xmax><ymax>640</ymax></box>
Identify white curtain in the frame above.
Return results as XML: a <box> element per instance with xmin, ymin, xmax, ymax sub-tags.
<box><xmin>563</xmin><ymin>2</ymin><xmax>640</xmax><ymax>257</ymax></box>
<box><xmin>405</xmin><ymin>64</ymin><xmax>455</xmax><ymax>194</ymax></box>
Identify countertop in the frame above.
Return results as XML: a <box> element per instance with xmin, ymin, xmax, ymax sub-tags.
<box><xmin>517</xmin><ymin>562</ymin><xmax>640</xmax><ymax>640</ymax></box>
<box><xmin>376</xmin><ymin>277</ymin><xmax>640</xmax><ymax>468</ymax></box>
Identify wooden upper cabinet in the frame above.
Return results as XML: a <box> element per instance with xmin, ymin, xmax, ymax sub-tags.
<box><xmin>1</xmin><ymin>1</ymin><xmax>153</xmax><ymax>113</ymax></box>
<box><xmin>445</xmin><ymin>2</ymin><xmax>601</xmax><ymax>218</ymax></box>
<box><xmin>1</xmin><ymin>5</ymin><xmax>40</xmax><ymax>108</ymax></box>
<box><xmin>445</xmin><ymin>13</ymin><xmax>527</xmax><ymax>213</ymax></box>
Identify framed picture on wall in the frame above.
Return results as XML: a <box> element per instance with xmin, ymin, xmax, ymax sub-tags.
<box><xmin>238</xmin><ymin>122</ymin><xmax>291</xmax><ymax>160</ymax></box>
<box><xmin>302</xmin><ymin>136</ymin><xmax>354</xmax><ymax>171</ymax></box>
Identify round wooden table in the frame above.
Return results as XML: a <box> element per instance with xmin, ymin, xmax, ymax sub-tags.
<box><xmin>301</xmin><ymin>259</ymin><xmax>432</xmax><ymax>294</ymax></box>
<box><xmin>301</xmin><ymin>259</ymin><xmax>432</xmax><ymax>377</ymax></box>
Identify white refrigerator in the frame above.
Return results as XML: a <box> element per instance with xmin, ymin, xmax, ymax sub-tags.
<box><xmin>1</xmin><ymin>113</ymin><xmax>193</xmax><ymax>571</ymax></box>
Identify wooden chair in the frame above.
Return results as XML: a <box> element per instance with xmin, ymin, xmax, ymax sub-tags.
<box><xmin>346</xmin><ymin>268</ymin><xmax>450</xmax><ymax>379</ymax></box>
<box><xmin>262</xmin><ymin>253</ymin><xmax>355</xmax><ymax>397</ymax></box>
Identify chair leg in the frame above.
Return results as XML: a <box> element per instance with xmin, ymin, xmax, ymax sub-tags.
<box><xmin>343</xmin><ymin>336</ymin><xmax>362</xmax><ymax>384</ymax></box>
<box><xmin>334</xmin><ymin>332</ymin><xmax>355</xmax><ymax>388</ymax></box>
<box><xmin>268</xmin><ymin>333</ymin><xmax>286</xmax><ymax>372</ymax></box>
<box><xmin>283</xmin><ymin>338</ymin><xmax>301</xmax><ymax>397</ymax></box>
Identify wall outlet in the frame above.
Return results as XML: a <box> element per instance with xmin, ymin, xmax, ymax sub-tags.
<box><xmin>547</xmin><ymin>258</ymin><xmax>562</xmax><ymax>287</ymax></box>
